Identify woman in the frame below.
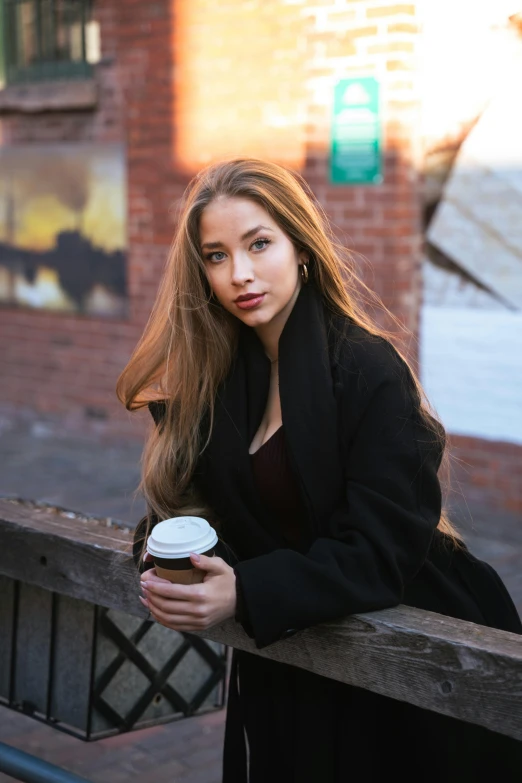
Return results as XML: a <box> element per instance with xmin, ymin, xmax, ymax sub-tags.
<box><xmin>118</xmin><ymin>158</ymin><xmax>522</xmax><ymax>782</ymax></box>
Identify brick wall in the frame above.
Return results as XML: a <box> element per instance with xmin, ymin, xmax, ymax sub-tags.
<box><xmin>172</xmin><ymin>0</ymin><xmax>423</xmax><ymax>338</ymax></box>
<box><xmin>0</xmin><ymin>0</ymin><xmax>424</xmax><ymax>436</ymax></box>
<box><xmin>0</xmin><ymin>0</ymin><xmax>517</xmax><ymax>519</ymax></box>
<box><xmin>0</xmin><ymin>0</ymin><xmax>179</xmax><ymax>437</ymax></box>
<box><xmin>300</xmin><ymin>1</ymin><xmax>423</xmax><ymax>341</ymax></box>
<box><xmin>449</xmin><ymin>435</ymin><xmax>522</xmax><ymax>518</ymax></box>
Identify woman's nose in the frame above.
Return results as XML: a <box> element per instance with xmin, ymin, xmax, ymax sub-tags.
<box><xmin>231</xmin><ymin>254</ymin><xmax>254</xmax><ymax>286</ymax></box>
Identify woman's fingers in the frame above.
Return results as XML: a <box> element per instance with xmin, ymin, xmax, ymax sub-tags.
<box><xmin>190</xmin><ymin>554</ymin><xmax>228</xmax><ymax>574</ymax></box>
<box><xmin>140</xmin><ymin>577</ymin><xmax>202</xmax><ymax>602</ymax></box>
<box><xmin>139</xmin><ymin>594</ymin><xmax>206</xmax><ymax>625</ymax></box>
<box><xmin>141</xmin><ymin>600</ymin><xmax>208</xmax><ymax>631</ymax></box>
<box><xmin>142</xmin><ymin>591</ymin><xmax>205</xmax><ymax>617</ymax></box>
<box><xmin>140</xmin><ymin>599</ymin><xmax>205</xmax><ymax>631</ymax></box>
<box><xmin>139</xmin><ymin>566</ymin><xmax>236</xmax><ymax>631</ymax></box>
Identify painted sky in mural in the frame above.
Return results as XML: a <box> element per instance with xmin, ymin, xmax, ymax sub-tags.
<box><xmin>0</xmin><ymin>143</ymin><xmax>127</xmax><ymax>316</ymax></box>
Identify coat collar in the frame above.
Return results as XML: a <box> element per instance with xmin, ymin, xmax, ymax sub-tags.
<box><xmin>200</xmin><ymin>284</ymin><xmax>345</xmax><ymax>556</ymax></box>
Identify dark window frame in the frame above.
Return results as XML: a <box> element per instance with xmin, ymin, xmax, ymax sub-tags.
<box><xmin>0</xmin><ymin>0</ymin><xmax>93</xmax><ymax>86</ymax></box>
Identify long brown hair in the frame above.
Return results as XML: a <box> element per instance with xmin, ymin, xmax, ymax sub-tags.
<box><xmin>117</xmin><ymin>158</ymin><xmax>461</xmax><ymax>546</ymax></box>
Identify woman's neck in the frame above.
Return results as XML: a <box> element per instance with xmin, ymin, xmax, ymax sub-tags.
<box><xmin>254</xmin><ymin>326</ymin><xmax>280</xmax><ymax>363</ymax></box>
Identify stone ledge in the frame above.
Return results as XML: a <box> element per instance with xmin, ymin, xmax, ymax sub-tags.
<box><xmin>0</xmin><ymin>78</ymin><xmax>97</xmax><ymax>113</ymax></box>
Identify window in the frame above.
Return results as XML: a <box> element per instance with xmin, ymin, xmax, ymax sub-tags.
<box><xmin>0</xmin><ymin>0</ymin><xmax>94</xmax><ymax>85</ymax></box>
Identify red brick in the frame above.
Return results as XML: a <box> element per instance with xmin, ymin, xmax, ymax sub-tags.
<box><xmin>387</xmin><ymin>22</ymin><xmax>419</xmax><ymax>33</ymax></box>
<box><xmin>325</xmin><ymin>11</ymin><xmax>358</xmax><ymax>25</ymax></box>
<box><xmin>367</xmin><ymin>5</ymin><xmax>416</xmax><ymax>18</ymax></box>
<box><xmin>345</xmin><ymin>25</ymin><xmax>379</xmax><ymax>38</ymax></box>
<box><xmin>386</xmin><ymin>58</ymin><xmax>414</xmax><ymax>71</ymax></box>
<box><xmin>368</xmin><ymin>41</ymin><xmax>415</xmax><ymax>54</ymax></box>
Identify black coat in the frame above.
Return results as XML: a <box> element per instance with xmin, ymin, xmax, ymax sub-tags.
<box><xmin>148</xmin><ymin>284</ymin><xmax>522</xmax><ymax>782</ymax></box>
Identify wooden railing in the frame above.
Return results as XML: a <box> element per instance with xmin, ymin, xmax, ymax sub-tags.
<box><xmin>1</xmin><ymin>497</ymin><xmax>521</xmax><ymax>742</ymax></box>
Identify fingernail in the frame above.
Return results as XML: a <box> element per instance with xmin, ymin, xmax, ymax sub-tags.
<box><xmin>191</xmin><ymin>552</ymin><xmax>201</xmax><ymax>564</ymax></box>
<box><xmin>139</xmin><ymin>596</ymin><xmax>149</xmax><ymax>606</ymax></box>
<box><xmin>141</xmin><ymin>582</ymin><xmax>148</xmax><ymax>590</ymax></box>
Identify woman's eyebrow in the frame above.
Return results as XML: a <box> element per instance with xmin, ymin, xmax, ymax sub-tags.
<box><xmin>201</xmin><ymin>240</ymin><xmax>225</xmax><ymax>250</ymax></box>
<box><xmin>240</xmin><ymin>224</ymin><xmax>273</xmax><ymax>241</ymax></box>
<box><xmin>201</xmin><ymin>225</ymin><xmax>274</xmax><ymax>251</ymax></box>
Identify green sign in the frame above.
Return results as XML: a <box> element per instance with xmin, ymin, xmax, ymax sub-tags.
<box><xmin>330</xmin><ymin>77</ymin><xmax>382</xmax><ymax>185</ymax></box>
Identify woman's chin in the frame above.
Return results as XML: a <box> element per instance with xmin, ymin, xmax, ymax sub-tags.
<box><xmin>233</xmin><ymin>306</ymin><xmax>273</xmax><ymax>328</ymax></box>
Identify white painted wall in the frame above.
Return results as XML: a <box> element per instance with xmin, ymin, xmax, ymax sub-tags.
<box><xmin>422</xmin><ymin>18</ymin><xmax>522</xmax><ymax>447</ymax></box>
<box><xmin>420</xmin><ymin>305</ymin><xmax>522</xmax><ymax>445</ymax></box>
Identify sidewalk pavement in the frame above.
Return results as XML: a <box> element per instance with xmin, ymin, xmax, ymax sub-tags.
<box><xmin>0</xmin><ymin>414</ymin><xmax>521</xmax><ymax>781</ymax></box>
<box><xmin>0</xmin><ymin>710</ymin><xmax>225</xmax><ymax>783</ymax></box>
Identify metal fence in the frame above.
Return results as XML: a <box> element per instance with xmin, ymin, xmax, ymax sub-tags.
<box><xmin>0</xmin><ymin>741</ymin><xmax>91</xmax><ymax>783</ymax></box>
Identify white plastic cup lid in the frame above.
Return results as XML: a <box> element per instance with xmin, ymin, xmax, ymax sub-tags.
<box><xmin>146</xmin><ymin>517</ymin><xmax>218</xmax><ymax>559</ymax></box>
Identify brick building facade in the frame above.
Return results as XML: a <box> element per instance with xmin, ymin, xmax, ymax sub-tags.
<box><xmin>0</xmin><ymin>0</ymin><xmax>520</xmax><ymax>518</ymax></box>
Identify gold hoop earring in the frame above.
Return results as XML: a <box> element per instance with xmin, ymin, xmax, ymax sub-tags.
<box><xmin>300</xmin><ymin>263</ymin><xmax>309</xmax><ymax>284</ymax></box>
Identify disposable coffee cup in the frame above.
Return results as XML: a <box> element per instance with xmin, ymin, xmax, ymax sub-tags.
<box><xmin>146</xmin><ymin>516</ymin><xmax>218</xmax><ymax>585</ymax></box>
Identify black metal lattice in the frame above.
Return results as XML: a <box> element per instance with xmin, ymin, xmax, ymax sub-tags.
<box><xmin>0</xmin><ymin>579</ymin><xmax>227</xmax><ymax>741</ymax></box>
<box><xmin>91</xmin><ymin>608</ymin><xmax>227</xmax><ymax>737</ymax></box>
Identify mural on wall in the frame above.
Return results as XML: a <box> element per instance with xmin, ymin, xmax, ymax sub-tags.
<box><xmin>0</xmin><ymin>143</ymin><xmax>127</xmax><ymax>317</ymax></box>
<box><xmin>421</xmin><ymin>86</ymin><xmax>522</xmax><ymax>446</ymax></box>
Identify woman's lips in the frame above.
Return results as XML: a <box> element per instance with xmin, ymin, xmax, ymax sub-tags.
<box><xmin>235</xmin><ymin>294</ymin><xmax>265</xmax><ymax>310</ymax></box>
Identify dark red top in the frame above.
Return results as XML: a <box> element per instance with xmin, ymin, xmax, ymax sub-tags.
<box><xmin>250</xmin><ymin>426</ymin><xmax>304</xmax><ymax>547</ymax></box>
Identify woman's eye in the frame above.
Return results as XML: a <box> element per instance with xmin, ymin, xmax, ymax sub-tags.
<box><xmin>207</xmin><ymin>251</ymin><xmax>226</xmax><ymax>263</ymax></box>
<box><xmin>251</xmin><ymin>238</ymin><xmax>271</xmax><ymax>252</ymax></box>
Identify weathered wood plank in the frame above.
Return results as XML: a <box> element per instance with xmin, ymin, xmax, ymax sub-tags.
<box><xmin>0</xmin><ymin>576</ymin><xmax>15</xmax><ymax>700</ymax></box>
<box><xmin>13</xmin><ymin>583</ymin><xmax>53</xmax><ymax>715</ymax></box>
<box><xmin>0</xmin><ymin>498</ymin><xmax>132</xmax><ymax>547</ymax></box>
<box><xmin>195</xmin><ymin>612</ymin><xmax>522</xmax><ymax>741</ymax></box>
<box><xmin>0</xmin><ymin>499</ymin><xmax>141</xmax><ymax>616</ymax></box>
<box><xmin>49</xmin><ymin>594</ymin><xmax>96</xmax><ymax>734</ymax></box>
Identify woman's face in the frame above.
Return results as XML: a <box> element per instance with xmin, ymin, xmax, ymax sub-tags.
<box><xmin>199</xmin><ymin>196</ymin><xmax>307</xmax><ymax>332</ymax></box>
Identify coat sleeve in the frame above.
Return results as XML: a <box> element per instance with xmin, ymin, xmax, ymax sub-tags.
<box><xmin>233</xmin><ymin>342</ymin><xmax>445</xmax><ymax>648</ymax></box>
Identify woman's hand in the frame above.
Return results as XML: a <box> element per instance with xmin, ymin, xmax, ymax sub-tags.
<box><xmin>139</xmin><ymin>553</ymin><xmax>237</xmax><ymax>632</ymax></box>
